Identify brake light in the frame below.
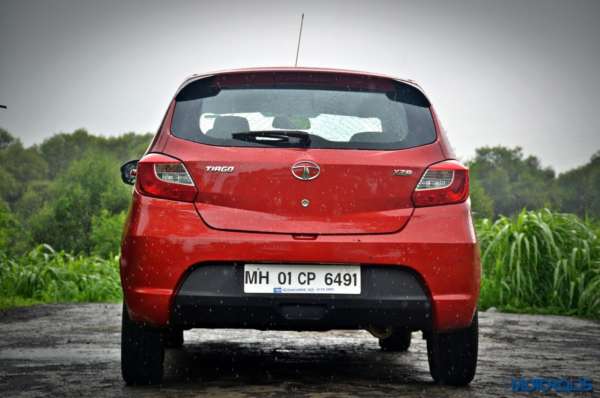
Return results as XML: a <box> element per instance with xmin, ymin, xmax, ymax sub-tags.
<box><xmin>136</xmin><ymin>153</ymin><xmax>197</xmax><ymax>202</ymax></box>
<box><xmin>413</xmin><ymin>160</ymin><xmax>469</xmax><ymax>207</ymax></box>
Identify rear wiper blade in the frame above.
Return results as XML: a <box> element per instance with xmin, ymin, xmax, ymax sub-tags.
<box><xmin>231</xmin><ymin>130</ymin><xmax>311</xmax><ymax>146</ymax></box>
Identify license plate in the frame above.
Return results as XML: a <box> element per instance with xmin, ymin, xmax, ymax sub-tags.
<box><xmin>243</xmin><ymin>264</ymin><xmax>361</xmax><ymax>294</ymax></box>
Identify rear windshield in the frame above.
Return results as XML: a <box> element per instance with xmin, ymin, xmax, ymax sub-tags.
<box><xmin>171</xmin><ymin>73</ymin><xmax>436</xmax><ymax>150</ymax></box>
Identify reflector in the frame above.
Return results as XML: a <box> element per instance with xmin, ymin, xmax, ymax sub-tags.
<box><xmin>155</xmin><ymin>164</ymin><xmax>194</xmax><ymax>186</ymax></box>
<box><xmin>416</xmin><ymin>170</ymin><xmax>454</xmax><ymax>190</ymax></box>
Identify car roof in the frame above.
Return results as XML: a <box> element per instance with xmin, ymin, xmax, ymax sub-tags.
<box><xmin>174</xmin><ymin>67</ymin><xmax>426</xmax><ymax>97</ymax></box>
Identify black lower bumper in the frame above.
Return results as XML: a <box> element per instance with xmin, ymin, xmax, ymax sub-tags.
<box><xmin>171</xmin><ymin>264</ymin><xmax>432</xmax><ymax>331</ymax></box>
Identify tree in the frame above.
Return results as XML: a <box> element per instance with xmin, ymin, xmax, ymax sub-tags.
<box><xmin>0</xmin><ymin>137</ymin><xmax>48</xmax><ymax>205</ymax></box>
<box><xmin>470</xmin><ymin>178</ymin><xmax>494</xmax><ymax>219</ymax></box>
<box><xmin>0</xmin><ymin>128</ymin><xmax>15</xmax><ymax>149</ymax></box>
<box><xmin>90</xmin><ymin>210</ymin><xmax>127</xmax><ymax>257</ymax></box>
<box><xmin>38</xmin><ymin>129</ymin><xmax>99</xmax><ymax>179</ymax></box>
<box><xmin>0</xmin><ymin>199</ymin><xmax>29</xmax><ymax>255</ymax></box>
<box><xmin>468</xmin><ymin>146</ymin><xmax>556</xmax><ymax>216</ymax></box>
<box><xmin>0</xmin><ymin>166</ymin><xmax>19</xmax><ymax>204</ymax></box>
<box><xmin>30</xmin><ymin>153</ymin><xmax>131</xmax><ymax>253</ymax></box>
<box><xmin>97</xmin><ymin>132</ymin><xmax>153</xmax><ymax>161</ymax></box>
<box><xmin>13</xmin><ymin>180</ymin><xmax>52</xmax><ymax>222</ymax></box>
<box><xmin>556</xmin><ymin>151</ymin><xmax>600</xmax><ymax>218</ymax></box>
<box><xmin>0</xmin><ymin>128</ymin><xmax>152</xmax><ymax>255</ymax></box>
<box><xmin>38</xmin><ymin>130</ymin><xmax>153</xmax><ymax>179</ymax></box>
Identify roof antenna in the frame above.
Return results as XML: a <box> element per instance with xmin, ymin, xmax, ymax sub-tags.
<box><xmin>294</xmin><ymin>13</ymin><xmax>304</xmax><ymax>67</ymax></box>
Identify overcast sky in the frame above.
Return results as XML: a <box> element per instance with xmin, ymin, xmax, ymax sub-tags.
<box><xmin>1</xmin><ymin>0</ymin><xmax>599</xmax><ymax>172</ymax></box>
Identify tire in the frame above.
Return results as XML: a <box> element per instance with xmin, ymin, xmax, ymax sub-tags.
<box><xmin>121</xmin><ymin>304</ymin><xmax>164</xmax><ymax>385</ymax></box>
<box><xmin>379</xmin><ymin>328</ymin><xmax>412</xmax><ymax>352</ymax></box>
<box><xmin>427</xmin><ymin>312</ymin><xmax>478</xmax><ymax>386</ymax></box>
<box><xmin>163</xmin><ymin>328</ymin><xmax>184</xmax><ymax>349</ymax></box>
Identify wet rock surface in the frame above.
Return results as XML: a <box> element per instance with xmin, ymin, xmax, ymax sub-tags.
<box><xmin>0</xmin><ymin>304</ymin><xmax>598</xmax><ymax>397</ymax></box>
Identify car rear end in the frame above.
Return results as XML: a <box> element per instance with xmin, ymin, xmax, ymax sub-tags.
<box><xmin>119</xmin><ymin>68</ymin><xmax>480</xmax><ymax>386</ymax></box>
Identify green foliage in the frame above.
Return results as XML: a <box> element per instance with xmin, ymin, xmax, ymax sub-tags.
<box><xmin>0</xmin><ymin>128</ymin><xmax>151</xmax><ymax>255</ymax></box>
<box><xmin>90</xmin><ymin>210</ymin><xmax>126</xmax><ymax>257</ymax></box>
<box><xmin>469</xmin><ymin>146</ymin><xmax>556</xmax><ymax>216</ymax></box>
<box><xmin>0</xmin><ymin>165</ymin><xmax>19</xmax><ymax>203</ymax></box>
<box><xmin>470</xmin><ymin>178</ymin><xmax>494</xmax><ymax>219</ymax></box>
<box><xmin>30</xmin><ymin>154</ymin><xmax>131</xmax><ymax>253</ymax></box>
<box><xmin>13</xmin><ymin>180</ymin><xmax>52</xmax><ymax>222</ymax></box>
<box><xmin>0</xmin><ymin>139</ymin><xmax>48</xmax><ymax>189</ymax></box>
<box><xmin>467</xmin><ymin>146</ymin><xmax>600</xmax><ymax>220</ymax></box>
<box><xmin>0</xmin><ymin>200</ymin><xmax>29</xmax><ymax>255</ymax></box>
<box><xmin>38</xmin><ymin>129</ymin><xmax>152</xmax><ymax>179</ymax></box>
<box><xmin>0</xmin><ymin>244</ymin><xmax>122</xmax><ymax>307</ymax></box>
<box><xmin>0</xmin><ymin>134</ymin><xmax>48</xmax><ymax>206</ymax></box>
<box><xmin>0</xmin><ymin>128</ymin><xmax>15</xmax><ymax>149</ymax></box>
<box><xmin>477</xmin><ymin>209</ymin><xmax>600</xmax><ymax>319</ymax></box>
<box><xmin>38</xmin><ymin>129</ymin><xmax>94</xmax><ymax>178</ymax></box>
<box><xmin>556</xmin><ymin>151</ymin><xmax>600</xmax><ymax>218</ymax></box>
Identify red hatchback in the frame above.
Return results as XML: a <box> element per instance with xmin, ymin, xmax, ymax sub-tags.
<box><xmin>119</xmin><ymin>68</ymin><xmax>480</xmax><ymax>386</ymax></box>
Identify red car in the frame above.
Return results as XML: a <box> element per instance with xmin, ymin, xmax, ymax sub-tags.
<box><xmin>119</xmin><ymin>67</ymin><xmax>480</xmax><ymax>386</ymax></box>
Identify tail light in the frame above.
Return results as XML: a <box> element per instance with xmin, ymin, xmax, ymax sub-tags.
<box><xmin>412</xmin><ymin>160</ymin><xmax>469</xmax><ymax>207</ymax></box>
<box><xmin>136</xmin><ymin>153</ymin><xmax>197</xmax><ymax>202</ymax></box>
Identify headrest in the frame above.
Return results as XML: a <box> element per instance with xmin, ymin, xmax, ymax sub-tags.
<box><xmin>207</xmin><ymin>116</ymin><xmax>250</xmax><ymax>138</ymax></box>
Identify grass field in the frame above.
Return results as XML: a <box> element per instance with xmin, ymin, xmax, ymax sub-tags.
<box><xmin>1</xmin><ymin>209</ymin><xmax>599</xmax><ymax>319</ymax></box>
<box><xmin>477</xmin><ymin>210</ymin><xmax>600</xmax><ymax>319</ymax></box>
<box><xmin>0</xmin><ymin>244</ymin><xmax>121</xmax><ymax>310</ymax></box>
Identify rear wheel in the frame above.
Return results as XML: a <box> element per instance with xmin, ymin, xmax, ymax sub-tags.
<box><xmin>427</xmin><ymin>313</ymin><xmax>478</xmax><ymax>386</ymax></box>
<box><xmin>379</xmin><ymin>328</ymin><xmax>412</xmax><ymax>352</ymax></box>
<box><xmin>163</xmin><ymin>328</ymin><xmax>184</xmax><ymax>349</ymax></box>
<box><xmin>121</xmin><ymin>304</ymin><xmax>164</xmax><ymax>385</ymax></box>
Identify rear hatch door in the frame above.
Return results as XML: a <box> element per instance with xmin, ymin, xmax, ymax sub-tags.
<box><xmin>164</xmin><ymin>70</ymin><xmax>442</xmax><ymax>234</ymax></box>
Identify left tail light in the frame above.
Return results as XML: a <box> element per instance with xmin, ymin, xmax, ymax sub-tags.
<box><xmin>136</xmin><ymin>153</ymin><xmax>197</xmax><ymax>202</ymax></box>
<box><xmin>412</xmin><ymin>160</ymin><xmax>469</xmax><ymax>207</ymax></box>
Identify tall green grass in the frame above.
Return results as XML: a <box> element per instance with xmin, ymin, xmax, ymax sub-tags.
<box><xmin>0</xmin><ymin>244</ymin><xmax>121</xmax><ymax>309</ymax></box>
<box><xmin>477</xmin><ymin>209</ymin><xmax>600</xmax><ymax>319</ymax></box>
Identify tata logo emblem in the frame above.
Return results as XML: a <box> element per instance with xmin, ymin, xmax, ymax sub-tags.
<box><xmin>291</xmin><ymin>160</ymin><xmax>320</xmax><ymax>181</ymax></box>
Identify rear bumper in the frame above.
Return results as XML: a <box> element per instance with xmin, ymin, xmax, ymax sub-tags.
<box><xmin>121</xmin><ymin>192</ymin><xmax>480</xmax><ymax>332</ymax></box>
<box><xmin>172</xmin><ymin>264</ymin><xmax>432</xmax><ymax>331</ymax></box>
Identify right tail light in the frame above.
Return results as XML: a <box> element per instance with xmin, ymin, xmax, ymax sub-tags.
<box><xmin>412</xmin><ymin>160</ymin><xmax>469</xmax><ymax>207</ymax></box>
